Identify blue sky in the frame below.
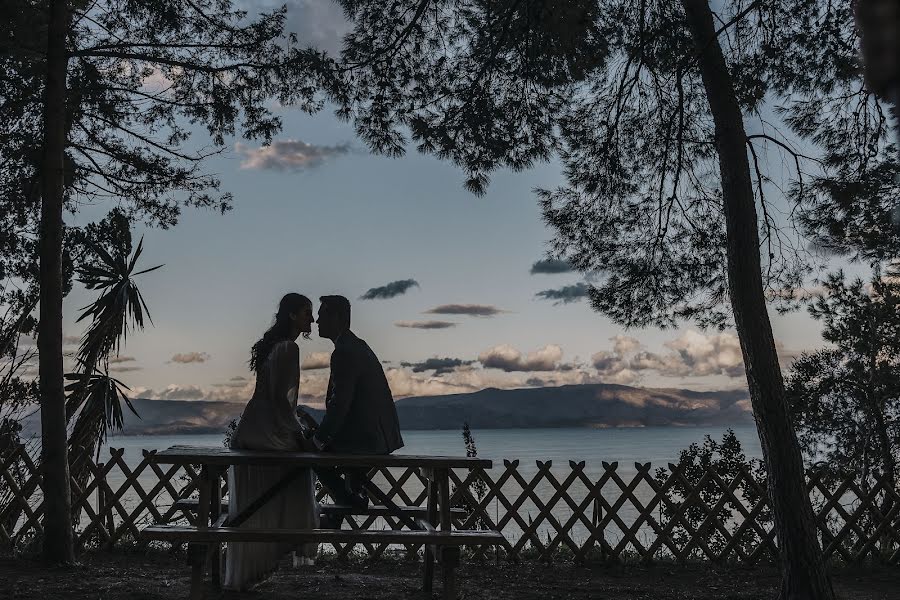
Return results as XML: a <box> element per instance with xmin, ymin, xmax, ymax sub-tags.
<box><xmin>54</xmin><ymin>1</ymin><xmax>857</xmax><ymax>407</ymax></box>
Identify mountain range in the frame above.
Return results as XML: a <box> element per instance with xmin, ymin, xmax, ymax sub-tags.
<box><xmin>21</xmin><ymin>383</ymin><xmax>752</xmax><ymax>436</ymax></box>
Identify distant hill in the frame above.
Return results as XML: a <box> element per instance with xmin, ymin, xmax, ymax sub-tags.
<box><xmin>20</xmin><ymin>383</ymin><xmax>752</xmax><ymax>436</ymax></box>
<box><xmin>392</xmin><ymin>384</ymin><xmax>751</xmax><ymax>429</ymax></box>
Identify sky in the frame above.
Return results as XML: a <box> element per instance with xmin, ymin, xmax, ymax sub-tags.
<box><xmin>52</xmin><ymin>1</ymin><xmax>864</xmax><ymax>408</ymax></box>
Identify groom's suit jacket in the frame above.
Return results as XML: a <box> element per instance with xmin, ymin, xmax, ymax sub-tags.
<box><xmin>316</xmin><ymin>330</ymin><xmax>404</xmax><ymax>454</ymax></box>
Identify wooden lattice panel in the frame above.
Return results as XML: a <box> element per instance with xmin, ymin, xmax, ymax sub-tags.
<box><xmin>1</xmin><ymin>445</ymin><xmax>898</xmax><ymax>564</ymax></box>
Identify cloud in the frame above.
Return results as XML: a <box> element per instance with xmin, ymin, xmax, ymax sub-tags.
<box><xmin>299</xmin><ymin>372</ymin><xmax>330</xmax><ymax>401</ymax></box>
<box><xmin>535</xmin><ymin>283</ymin><xmax>590</xmax><ymax>305</ymax></box>
<box><xmin>384</xmin><ymin>368</ymin><xmax>476</xmax><ymax>398</ymax></box>
<box><xmin>479</xmin><ymin>344</ymin><xmax>564</xmax><ymax>372</ymax></box>
<box><xmin>360</xmin><ymin>279</ymin><xmax>420</xmax><ymax>300</ymax></box>
<box><xmin>424</xmin><ymin>304</ymin><xmax>506</xmax><ymax>317</ymax></box>
<box><xmin>299</xmin><ymin>359</ymin><xmax>576</xmax><ymax>401</ymax></box>
<box><xmin>530</xmin><ymin>258</ymin><xmax>573</xmax><ymax>274</ymax></box>
<box><xmin>646</xmin><ymin>331</ymin><xmax>745</xmax><ymax>378</ymax></box>
<box><xmin>591</xmin><ymin>338</ymin><xmax>643</xmax><ymax>385</ymax></box>
<box><xmin>611</xmin><ymin>335</ymin><xmax>641</xmax><ymax>356</ymax></box>
<box><xmin>133</xmin><ymin>384</ymin><xmax>207</xmax><ymax>401</ymax></box>
<box><xmin>110</xmin><ymin>365</ymin><xmax>142</xmax><ymax>373</ymax></box>
<box><xmin>230</xmin><ymin>376</ymin><xmax>248</xmax><ymax>381</ymax></box>
<box><xmin>395</xmin><ymin>320</ymin><xmax>457</xmax><ymax>329</ymax></box>
<box><xmin>766</xmin><ymin>285</ymin><xmax>828</xmax><ymax>301</ymax></box>
<box><xmin>132</xmin><ymin>378</ymin><xmax>257</xmax><ymax>403</ymax></box>
<box><xmin>170</xmin><ymin>352</ymin><xmax>211</xmax><ymax>364</ymax></box>
<box><xmin>109</xmin><ymin>356</ymin><xmax>136</xmax><ymax>364</ymax></box>
<box><xmin>212</xmin><ymin>379</ymin><xmax>250</xmax><ymax>389</ymax></box>
<box><xmin>591</xmin><ymin>351</ymin><xmax>642</xmax><ymax>385</ymax></box>
<box><xmin>236</xmin><ymin>139</ymin><xmax>352</xmax><ymax>171</ymax></box>
<box><xmin>590</xmin><ymin>331</ymin><xmax>747</xmax><ymax>383</ymax></box>
<box><xmin>301</xmin><ymin>351</ymin><xmax>331</xmax><ymax>370</ymax></box>
<box><xmin>524</xmin><ymin>369</ymin><xmax>604</xmax><ymax>387</ymax></box>
<box><xmin>63</xmin><ymin>335</ymin><xmax>81</xmax><ymax>346</ymax></box>
<box><xmin>400</xmin><ymin>357</ymin><xmax>475</xmax><ymax>375</ymax></box>
<box><xmin>283</xmin><ymin>0</ymin><xmax>351</xmax><ymax>55</ymax></box>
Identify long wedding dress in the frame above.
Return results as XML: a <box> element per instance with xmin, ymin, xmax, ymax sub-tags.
<box><xmin>223</xmin><ymin>340</ymin><xmax>318</xmax><ymax>590</ymax></box>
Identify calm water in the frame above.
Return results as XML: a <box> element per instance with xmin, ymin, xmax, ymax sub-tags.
<box><xmin>102</xmin><ymin>425</ymin><xmax>763</xmax><ymax>469</ymax></box>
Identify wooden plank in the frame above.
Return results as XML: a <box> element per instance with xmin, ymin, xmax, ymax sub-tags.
<box><xmin>1</xmin><ymin>448</ymin><xmax>44</xmax><ymax>540</ymax></box>
<box><xmin>447</xmin><ymin>468</ymin><xmax>515</xmax><ymax>560</ymax></box>
<box><xmin>533</xmin><ymin>462</ymin><xmax>591</xmax><ymax>560</ymax></box>
<box><xmin>209</xmin><ymin>466</ymin><xmax>223</xmax><ymax>591</ymax></box>
<box><xmin>149</xmin><ymin>446</ymin><xmax>492</xmax><ymax>469</ymax></box>
<box><xmin>494</xmin><ymin>461</ymin><xmax>552</xmax><ymax>556</ymax></box>
<box><xmin>438</xmin><ymin>469</ymin><xmax>451</xmax><ymax>533</ymax></box>
<box><xmin>441</xmin><ymin>546</ymin><xmax>460</xmax><ymax>600</ymax></box>
<box><xmin>96</xmin><ymin>449</ymin><xmax>154</xmax><ymax>546</ymax></box>
<box><xmin>174</xmin><ymin>498</ymin><xmax>465</xmax><ymax>518</ymax></box>
<box><xmin>423</xmin><ymin>478</ymin><xmax>438</xmax><ymax>595</ymax></box>
<box><xmin>190</xmin><ymin>465</ymin><xmax>211</xmax><ymax>600</ymax></box>
<box><xmin>141</xmin><ymin>525</ymin><xmax>505</xmax><ymax>545</ymax></box>
<box><xmin>436</xmin><ymin>468</ymin><xmax>457</xmax><ymax>600</ymax></box>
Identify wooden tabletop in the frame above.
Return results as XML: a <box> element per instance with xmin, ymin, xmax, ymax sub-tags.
<box><xmin>147</xmin><ymin>445</ymin><xmax>493</xmax><ymax>469</ymax></box>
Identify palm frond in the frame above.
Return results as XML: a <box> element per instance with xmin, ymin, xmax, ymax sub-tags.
<box><xmin>67</xmin><ymin>229</ymin><xmax>162</xmax><ymax>431</ymax></box>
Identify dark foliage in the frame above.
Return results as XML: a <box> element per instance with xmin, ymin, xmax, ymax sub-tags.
<box><xmin>453</xmin><ymin>422</ymin><xmax>488</xmax><ymax>529</ymax></box>
<box><xmin>785</xmin><ymin>270</ymin><xmax>900</xmax><ymax>487</ymax></box>
<box><xmin>323</xmin><ymin>0</ymin><xmax>896</xmax><ymax>327</ymax></box>
<box><xmin>655</xmin><ymin>429</ymin><xmax>769</xmax><ymax>560</ymax></box>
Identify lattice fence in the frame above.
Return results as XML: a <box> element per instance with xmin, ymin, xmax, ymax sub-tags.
<box><xmin>1</xmin><ymin>445</ymin><xmax>899</xmax><ymax>563</ymax></box>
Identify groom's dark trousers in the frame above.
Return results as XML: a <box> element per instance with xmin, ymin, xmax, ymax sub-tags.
<box><xmin>312</xmin><ymin>330</ymin><xmax>404</xmax><ymax>526</ymax></box>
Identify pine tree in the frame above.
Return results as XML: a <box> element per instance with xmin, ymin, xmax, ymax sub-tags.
<box><xmin>1</xmin><ymin>0</ymin><xmax>328</xmax><ymax>562</ymax></box>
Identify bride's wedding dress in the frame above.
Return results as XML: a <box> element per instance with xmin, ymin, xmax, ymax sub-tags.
<box><xmin>223</xmin><ymin>340</ymin><xmax>318</xmax><ymax>590</ymax></box>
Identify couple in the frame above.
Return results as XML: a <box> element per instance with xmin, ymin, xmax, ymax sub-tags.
<box><xmin>223</xmin><ymin>293</ymin><xmax>404</xmax><ymax>591</ymax></box>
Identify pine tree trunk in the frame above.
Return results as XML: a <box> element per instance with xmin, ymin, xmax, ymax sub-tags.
<box><xmin>38</xmin><ymin>0</ymin><xmax>74</xmax><ymax>565</ymax></box>
<box><xmin>680</xmin><ymin>0</ymin><xmax>835</xmax><ymax>598</ymax></box>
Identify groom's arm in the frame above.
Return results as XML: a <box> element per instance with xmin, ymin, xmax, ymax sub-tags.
<box><xmin>313</xmin><ymin>345</ymin><xmax>357</xmax><ymax>450</ymax></box>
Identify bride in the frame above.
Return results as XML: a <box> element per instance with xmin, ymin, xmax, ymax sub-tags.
<box><xmin>223</xmin><ymin>293</ymin><xmax>319</xmax><ymax>591</ymax></box>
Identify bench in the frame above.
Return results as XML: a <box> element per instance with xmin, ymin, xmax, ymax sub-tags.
<box><xmin>140</xmin><ymin>446</ymin><xmax>504</xmax><ymax>600</ymax></box>
<box><xmin>172</xmin><ymin>498</ymin><xmax>468</xmax><ymax>520</ymax></box>
<box><xmin>143</xmin><ymin>524</ymin><xmax>503</xmax><ymax>545</ymax></box>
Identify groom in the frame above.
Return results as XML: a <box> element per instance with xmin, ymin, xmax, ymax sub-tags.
<box><xmin>307</xmin><ymin>295</ymin><xmax>404</xmax><ymax>511</ymax></box>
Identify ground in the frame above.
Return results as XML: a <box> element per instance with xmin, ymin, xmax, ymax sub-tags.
<box><xmin>1</xmin><ymin>551</ymin><xmax>898</xmax><ymax>600</ymax></box>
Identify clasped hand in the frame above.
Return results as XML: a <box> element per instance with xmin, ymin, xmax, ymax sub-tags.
<box><xmin>295</xmin><ymin>407</ymin><xmax>320</xmax><ymax>452</ymax></box>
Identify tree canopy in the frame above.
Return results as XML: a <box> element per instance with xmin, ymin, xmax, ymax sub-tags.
<box><xmin>0</xmin><ymin>0</ymin><xmax>331</xmax><ymax>561</ymax></box>
<box><xmin>786</xmin><ymin>270</ymin><xmax>900</xmax><ymax>485</ymax></box>
<box><xmin>0</xmin><ymin>0</ymin><xmax>330</xmax><ymax>310</ymax></box>
<box><xmin>324</xmin><ymin>0</ymin><xmax>898</xmax><ymax>327</ymax></box>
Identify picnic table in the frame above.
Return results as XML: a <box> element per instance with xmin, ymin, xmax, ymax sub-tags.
<box><xmin>140</xmin><ymin>446</ymin><xmax>504</xmax><ymax>599</ymax></box>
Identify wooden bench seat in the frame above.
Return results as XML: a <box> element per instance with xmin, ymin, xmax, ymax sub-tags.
<box><xmin>142</xmin><ymin>524</ymin><xmax>505</xmax><ymax>546</ymax></box>
<box><xmin>172</xmin><ymin>498</ymin><xmax>466</xmax><ymax>519</ymax></box>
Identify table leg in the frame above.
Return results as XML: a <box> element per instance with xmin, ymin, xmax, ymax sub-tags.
<box><xmin>441</xmin><ymin>547</ymin><xmax>460</xmax><ymax>600</ymax></box>
<box><xmin>192</xmin><ymin>465</ymin><xmax>211</xmax><ymax>600</ymax></box>
<box><xmin>437</xmin><ymin>469</ymin><xmax>458</xmax><ymax>600</ymax></box>
<box><xmin>423</xmin><ymin>479</ymin><xmax>438</xmax><ymax>595</ymax></box>
<box><xmin>187</xmin><ymin>543</ymin><xmax>206</xmax><ymax>600</ymax></box>
<box><xmin>209</xmin><ymin>466</ymin><xmax>223</xmax><ymax>591</ymax></box>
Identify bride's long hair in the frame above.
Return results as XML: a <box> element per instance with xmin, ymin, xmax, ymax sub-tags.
<box><xmin>249</xmin><ymin>293</ymin><xmax>311</xmax><ymax>372</ymax></box>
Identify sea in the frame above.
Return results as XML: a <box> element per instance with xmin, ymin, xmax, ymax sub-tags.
<box><xmin>95</xmin><ymin>426</ymin><xmax>764</xmax><ymax>548</ymax></box>
<box><xmin>101</xmin><ymin>425</ymin><xmax>763</xmax><ymax>472</ymax></box>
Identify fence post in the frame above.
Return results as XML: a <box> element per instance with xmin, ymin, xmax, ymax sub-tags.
<box><xmin>95</xmin><ymin>461</ymin><xmax>115</xmax><ymax>550</ymax></box>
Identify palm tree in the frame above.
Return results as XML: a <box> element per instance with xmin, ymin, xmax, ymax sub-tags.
<box><xmin>65</xmin><ymin>222</ymin><xmax>162</xmax><ymax>522</ymax></box>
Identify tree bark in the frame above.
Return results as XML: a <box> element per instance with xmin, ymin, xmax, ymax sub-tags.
<box><xmin>680</xmin><ymin>1</ymin><xmax>835</xmax><ymax>598</ymax></box>
<box><xmin>38</xmin><ymin>0</ymin><xmax>74</xmax><ymax>564</ymax></box>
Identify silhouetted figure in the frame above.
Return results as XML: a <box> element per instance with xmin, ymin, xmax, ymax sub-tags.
<box><xmin>224</xmin><ymin>293</ymin><xmax>318</xmax><ymax>590</ymax></box>
<box><xmin>308</xmin><ymin>295</ymin><xmax>404</xmax><ymax>518</ymax></box>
